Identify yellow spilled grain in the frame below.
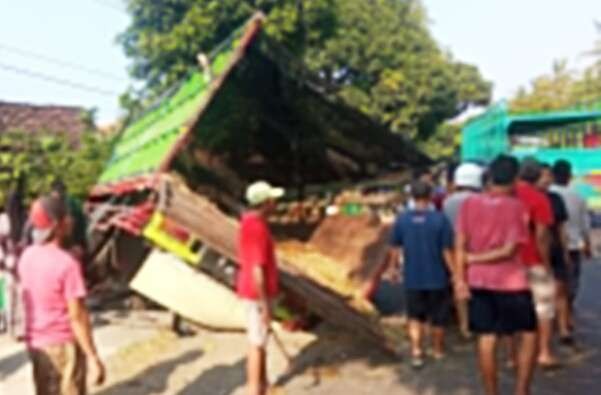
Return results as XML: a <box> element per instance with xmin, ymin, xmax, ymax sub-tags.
<box><xmin>277</xmin><ymin>241</ymin><xmax>376</xmax><ymax>315</ymax></box>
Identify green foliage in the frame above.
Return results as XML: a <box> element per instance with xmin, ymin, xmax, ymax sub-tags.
<box><xmin>510</xmin><ymin>60</ymin><xmax>578</xmax><ymax>113</ymax></box>
<box><xmin>0</xmin><ymin>131</ymin><xmax>113</xmax><ymax>202</ymax></box>
<box><xmin>119</xmin><ymin>0</ymin><xmax>491</xmax><ymax>140</ymax></box>
<box><xmin>303</xmin><ymin>0</ymin><xmax>491</xmax><ymax>139</ymax></box>
<box><xmin>79</xmin><ymin>108</ymin><xmax>98</xmax><ymax>130</ymax></box>
<box><xmin>417</xmin><ymin>122</ymin><xmax>461</xmax><ymax>160</ymax></box>
<box><xmin>510</xmin><ymin>25</ymin><xmax>601</xmax><ymax>113</ymax></box>
<box><xmin>120</xmin><ymin>0</ymin><xmax>333</xmax><ymax>91</ymax></box>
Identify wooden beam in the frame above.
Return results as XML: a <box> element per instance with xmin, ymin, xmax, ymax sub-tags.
<box><xmin>156</xmin><ymin>174</ymin><xmax>399</xmax><ymax>353</ymax></box>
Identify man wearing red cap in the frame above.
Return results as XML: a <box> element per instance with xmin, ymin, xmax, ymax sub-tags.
<box><xmin>18</xmin><ymin>196</ymin><xmax>105</xmax><ymax>395</ymax></box>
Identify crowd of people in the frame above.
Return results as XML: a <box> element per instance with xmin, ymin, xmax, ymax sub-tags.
<box><xmin>236</xmin><ymin>155</ymin><xmax>593</xmax><ymax>395</ymax></box>
<box><xmin>0</xmin><ymin>154</ymin><xmax>593</xmax><ymax>395</ymax></box>
<box><xmin>387</xmin><ymin>155</ymin><xmax>592</xmax><ymax>395</ymax></box>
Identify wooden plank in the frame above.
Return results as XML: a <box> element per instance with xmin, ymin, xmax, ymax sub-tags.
<box><xmin>156</xmin><ymin>174</ymin><xmax>399</xmax><ymax>353</ymax></box>
<box><xmin>309</xmin><ymin>214</ymin><xmax>391</xmax><ymax>287</ymax></box>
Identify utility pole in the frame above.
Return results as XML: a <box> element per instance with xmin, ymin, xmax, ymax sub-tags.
<box><xmin>293</xmin><ymin>0</ymin><xmax>306</xmax><ymax>202</ymax></box>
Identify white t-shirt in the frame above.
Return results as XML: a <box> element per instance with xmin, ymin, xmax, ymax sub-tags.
<box><xmin>0</xmin><ymin>213</ymin><xmax>10</xmax><ymax>238</ymax></box>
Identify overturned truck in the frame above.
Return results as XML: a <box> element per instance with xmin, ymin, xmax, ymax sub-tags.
<box><xmin>87</xmin><ymin>14</ymin><xmax>430</xmax><ymax>353</ymax></box>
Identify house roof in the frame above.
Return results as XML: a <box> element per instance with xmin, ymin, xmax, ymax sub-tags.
<box><xmin>0</xmin><ymin>101</ymin><xmax>89</xmax><ymax>138</ymax></box>
<box><xmin>93</xmin><ymin>13</ymin><xmax>430</xmax><ymax>197</ymax></box>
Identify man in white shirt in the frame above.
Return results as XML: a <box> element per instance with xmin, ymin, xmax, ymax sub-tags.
<box><xmin>550</xmin><ymin>160</ymin><xmax>592</xmax><ymax>341</ymax></box>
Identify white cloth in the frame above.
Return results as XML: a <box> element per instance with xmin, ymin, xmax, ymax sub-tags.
<box><xmin>551</xmin><ymin>184</ymin><xmax>591</xmax><ymax>250</ymax></box>
<box><xmin>0</xmin><ymin>213</ymin><xmax>10</xmax><ymax>237</ymax></box>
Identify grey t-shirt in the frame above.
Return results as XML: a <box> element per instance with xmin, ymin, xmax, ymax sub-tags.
<box><xmin>550</xmin><ymin>184</ymin><xmax>590</xmax><ymax>250</ymax></box>
<box><xmin>443</xmin><ymin>191</ymin><xmax>475</xmax><ymax>229</ymax></box>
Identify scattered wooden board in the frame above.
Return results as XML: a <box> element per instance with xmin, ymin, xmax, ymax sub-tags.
<box><xmin>153</xmin><ymin>174</ymin><xmax>401</xmax><ymax>353</ymax></box>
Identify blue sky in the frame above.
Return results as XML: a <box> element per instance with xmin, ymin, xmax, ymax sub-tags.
<box><xmin>0</xmin><ymin>0</ymin><xmax>130</xmax><ymax>124</ymax></box>
<box><xmin>1</xmin><ymin>0</ymin><xmax>600</xmax><ymax>123</ymax></box>
<box><xmin>423</xmin><ymin>0</ymin><xmax>601</xmax><ymax>98</ymax></box>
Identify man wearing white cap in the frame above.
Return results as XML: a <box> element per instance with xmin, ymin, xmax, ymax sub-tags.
<box><xmin>237</xmin><ymin>181</ymin><xmax>284</xmax><ymax>395</ymax></box>
<box><xmin>443</xmin><ymin>162</ymin><xmax>484</xmax><ymax>338</ymax></box>
<box><xmin>443</xmin><ymin>163</ymin><xmax>484</xmax><ymax>228</ymax></box>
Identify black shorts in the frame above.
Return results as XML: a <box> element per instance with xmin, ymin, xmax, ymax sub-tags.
<box><xmin>550</xmin><ymin>246</ymin><xmax>568</xmax><ymax>282</ymax></box>
<box><xmin>406</xmin><ymin>289</ymin><xmax>451</xmax><ymax>327</ymax></box>
<box><xmin>469</xmin><ymin>289</ymin><xmax>537</xmax><ymax>335</ymax></box>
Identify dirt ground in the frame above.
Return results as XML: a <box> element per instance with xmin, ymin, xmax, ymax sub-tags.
<box><xmin>4</xmin><ymin>231</ymin><xmax>601</xmax><ymax>394</ymax></box>
<box><xmin>84</xmin><ymin>260</ymin><xmax>601</xmax><ymax>395</ymax></box>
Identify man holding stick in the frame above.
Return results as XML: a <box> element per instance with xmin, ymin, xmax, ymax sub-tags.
<box><xmin>237</xmin><ymin>181</ymin><xmax>283</xmax><ymax>395</ymax></box>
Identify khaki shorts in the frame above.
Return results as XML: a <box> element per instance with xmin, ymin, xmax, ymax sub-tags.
<box><xmin>29</xmin><ymin>341</ymin><xmax>87</xmax><ymax>395</ymax></box>
<box><xmin>527</xmin><ymin>266</ymin><xmax>556</xmax><ymax>321</ymax></box>
<box><xmin>245</xmin><ymin>301</ymin><xmax>270</xmax><ymax>348</ymax></box>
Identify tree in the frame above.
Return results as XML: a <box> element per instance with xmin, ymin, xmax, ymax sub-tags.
<box><xmin>302</xmin><ymin>0</ymin><xmax>491</xmax><ymax>139</ymax></box>
<box><xmin>120</xmin><ymin>0</ymin><xmax>492</xmax><ymax>140</ymax></box>
<box><xmin>120</xmin><ymin>0</ymin><xmax>335</xmax><ymax>92</ymax></box>
<box><xmin>510</xmin><ymin>22</ymin><xmax>601</xmax><ymax>113</ymax></box>
<box><xmin>0</xmin><ymin>131</ymin><xmax>113</xmax><ymax>202</ymax></box>
<box><xmin>417</xmin><ymin>122</ymin><xmax>461</xmax><ymax>160</ymax></box>
<box><xmin>510</xmin><ymin>60</ymin><xmax>577</xmax><ymax>113</ymax></box>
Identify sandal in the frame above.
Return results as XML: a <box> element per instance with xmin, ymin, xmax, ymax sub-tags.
<box><xmin>411</xmin><ymin>355</ymin><xmax>425</xmax><ymax>370</ymax></box>
<box><xmin>559</xmin><ymin>336</ymin><xmax>576</xmax><ymax>348</ymax></box>
<box><xmin>539</xmin><ymin>360</ymin><xmax>562</xmax><ymax>371</ymax></box>
<box><xmin>432</xmin><ymin>353</ymin><xmax>446</xmax><ymax>361</ymax></box>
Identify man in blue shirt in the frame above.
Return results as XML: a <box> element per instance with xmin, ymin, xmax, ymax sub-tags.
<box><xmin>389</xmin><ymin>180</ymin><xmax>454</xmax><ymax>368</ymax></box>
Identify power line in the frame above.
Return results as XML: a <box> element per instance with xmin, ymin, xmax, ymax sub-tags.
<box><xmin>0</xmin><ymin>43</ymin><xmax>127</xmax><ymax>82</ymax></box>
<box><xmin>0</xmin><ymin>61</ymin><xmax>120</xmax><ymax>97</ymax></box>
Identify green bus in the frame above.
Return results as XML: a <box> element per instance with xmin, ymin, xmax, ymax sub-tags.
<box><xmin>461</xmin><ymin>101</ymin><xmax>601</xmax><ymax>211</ymax></box>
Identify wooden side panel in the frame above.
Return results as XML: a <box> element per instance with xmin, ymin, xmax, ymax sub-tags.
<box><xmin>309</xmin><ymin>214</ymin><xmax>392</xmax><ymax>286</ymax></box>
<box><xmin>156</xmin><ymin>174</ymin><xmax>398</xmax><ymax>353</ymax></box>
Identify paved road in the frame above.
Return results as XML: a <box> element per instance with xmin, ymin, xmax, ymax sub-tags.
<box><xmin>0</xmin><ymin>311</ymin><xmax>164</xmax><ymax>395</ymax></box>
<box><xmin>2</xmin><ymin>262</ymin><xmax>601</xmax><ymax>395</ymax></box>
<box><xmin>277</xmin><ymin>259</ymin><xmax>601</xmax><ymax>395</ymax></box>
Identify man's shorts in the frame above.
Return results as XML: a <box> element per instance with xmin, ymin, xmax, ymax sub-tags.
<box><xmin>406</xmin><ymin>288</ymin><xmax>451</xmax><ymax>327</ymax></box>
<box><xmin>245</xmin><ymin>301</ymin><xmax>270</xmax><ymax>348</ymax></box>
<box><xmin>527</xmin><ymin>266</ymin><xmax>556</xmax><ymax>320</ymax></box>
<box><xmin>469</xmin><ymin>289</ymin><xmax>537</xmax><ymax>335</ymax></box>
<box><xmin>568</xmin><ymin>250</ymin><xmax>583</xmax><ymax>304</ymax></box>
<box><xmin>550</xmin><ymin>246</ymin><xmax>569</xmax><ymax>282</ymax></box>
<box><xmin>29</xmin><ymin>341</ymin><xmax>87</xmax><ymax>395</ymax></box>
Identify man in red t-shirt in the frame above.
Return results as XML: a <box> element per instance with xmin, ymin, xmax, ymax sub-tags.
<box><xmin>515</xmin><ymin>158</ymin><xmax>559</xmax><ymax>369</ymax></box>
<box><xmin>455</xmin><ymin>155</ymin><xmax>537</xmax><ymax>395</ymax></box>
<box><xmin>237</xmin><ymin>181</ymin><xmax>283</xmax><ymax>395</ymax></box>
